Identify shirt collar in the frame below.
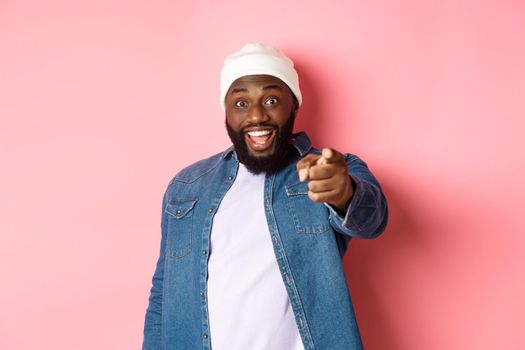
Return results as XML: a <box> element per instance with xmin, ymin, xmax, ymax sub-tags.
<box><xmin>290</xmin><ymin>131</ymin><xmax>313</xmax><ymax>156</ymax></box>
<box><xmin>221</xmin><ymin>131</ymin><xmax>312</xmax><ymax>160</ymax></box>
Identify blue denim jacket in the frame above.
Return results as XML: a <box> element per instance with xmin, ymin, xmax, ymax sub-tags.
<box><xmin>143</xmin><ymin>132</ymin><xmax>388</xmax><ymax>350</ymax></box>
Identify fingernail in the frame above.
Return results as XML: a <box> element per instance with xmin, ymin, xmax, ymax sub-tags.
<box><xmin>299</xmin><ymin>169</ymin><xmax>307</xmax><ymax>181</ymax></box>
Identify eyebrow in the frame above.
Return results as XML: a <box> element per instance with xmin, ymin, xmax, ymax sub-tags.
<box><xmin>230</xmin><ymin>84</ymin><xmax>283</xmax><ymax>95</ymax></box>
<box><xmin>262</xmin><ymin>84</ymin><xmax>283</xmax><ymax>91</ymax></box>
<box><xmin>230</xmin><ymin>87</ymin><xmax>248</xmax><ymax>94</ymax></box>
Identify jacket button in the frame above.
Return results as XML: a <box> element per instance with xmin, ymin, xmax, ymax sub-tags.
<box><xmin>208</xmin><ymin>208</ymin><xmax>213</xmax><ymax>213</ymax></box>
<box><xmin>203</xmin><ymin>334</ymin><xmax>208</xmax><ymax>340</ymax></box>
<box><xmin>227</xmin><ymin>176</ymin><xmax>233</xmax><ymax>180</ymax></box>
<box><xmin>201</xmin><ymin>250</ymin><xmax>207</xmax><ymax>255</ymax></box>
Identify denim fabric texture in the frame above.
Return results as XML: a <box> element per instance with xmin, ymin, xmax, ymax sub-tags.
<box><xmin>142</xmin><ymin>132</ymin><xmax>388</xmax><ymax>350</ymax></box>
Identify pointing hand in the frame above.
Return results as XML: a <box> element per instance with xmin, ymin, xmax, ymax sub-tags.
<box><xmin>296</xmin><ymin>148</ymin><xmax>354</xmax><ymax>213</ymax></box>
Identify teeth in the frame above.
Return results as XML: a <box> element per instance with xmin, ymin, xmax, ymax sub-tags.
<box><xmin>247</xmin><ymin>130</ymin><xmax>272</xmax><ymax>137</ymax></box>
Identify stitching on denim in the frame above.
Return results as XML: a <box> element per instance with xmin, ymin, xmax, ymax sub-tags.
<box><xmin>165</xmin><ymin>200</ymin><xmax>196</xmax><ymax>259</ymax></box>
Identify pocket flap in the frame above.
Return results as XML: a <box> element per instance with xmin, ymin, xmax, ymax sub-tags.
<box><xmin>285</xmin><ymin>182</ymin><xmax>309</xmax><ymax>196</ymax></box>
<box><xmin>165</xmin><ymin>199</ymin><xmax>197</xmax><ymax>219</ymax></box>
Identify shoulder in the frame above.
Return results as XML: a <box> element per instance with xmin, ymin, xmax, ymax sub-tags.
<box><xmin>168</xmin><ymin>149</ymin><xmax>230</xmax><ymax>186</ymax></box>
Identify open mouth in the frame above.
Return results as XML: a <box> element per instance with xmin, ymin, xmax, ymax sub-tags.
<box><xmin>244</xmin><ymin>128</ymin><xmax>276</xmax><ymax>153</ymax></box>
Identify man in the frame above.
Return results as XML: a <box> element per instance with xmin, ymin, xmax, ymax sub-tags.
<box><xmin>143</xmin><ymin>43</ymin><xmax>388</xmax><ymax>350</ymax></box>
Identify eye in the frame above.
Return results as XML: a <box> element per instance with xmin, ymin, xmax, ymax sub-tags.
<box><xmin>265</xmin><ymin>97</ymin><xmax>278</xmax><ymax>105</ymax></box>
<box><xmin>235</xmin><ymin>100</ymin><xmax>248</xmax><ymax>108</ymax></box>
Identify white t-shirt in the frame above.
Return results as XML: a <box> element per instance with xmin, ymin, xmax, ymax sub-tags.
<box><xmin>207</xmin><ymin>163</ymin><xmax>304</xmax><ymax>350</ymax></box>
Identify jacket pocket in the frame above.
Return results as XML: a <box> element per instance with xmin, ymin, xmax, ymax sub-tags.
<box><xmin>285</xmin><ymin>182</ymin><xmax>331</xmax><ymax>234</ymax></box>
<box><xmin>165</xmin><ymin>198</ymin><xmax>197</xmax><ymax>259</ymax></box>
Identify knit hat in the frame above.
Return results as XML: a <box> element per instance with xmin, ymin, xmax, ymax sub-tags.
<box><xmin>220</xmin><ymin>43</ymin><xmax>302</xmax><ymax>111</ymax></box>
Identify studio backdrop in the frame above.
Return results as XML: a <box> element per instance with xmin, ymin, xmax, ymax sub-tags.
<box><xmin>0</xmin><ymin>0</ymin><xmax>523</xmax><ymax>349</ymax></box>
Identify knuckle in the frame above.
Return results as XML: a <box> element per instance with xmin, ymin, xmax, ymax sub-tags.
<box><xmin>308</xmin><ymin>191</ymin><xmax>320</xmax><ymax>202</ymax></box>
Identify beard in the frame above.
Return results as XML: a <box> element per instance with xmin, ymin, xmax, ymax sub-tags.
<box><xmin>225</xmin><ymin>114</ymin><xmax>296</xmax><ymax>175</ymax></box>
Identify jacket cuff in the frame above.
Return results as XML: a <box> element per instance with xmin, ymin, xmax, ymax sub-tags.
<box><xmin>325</xmin><ymin>174</ymin><xmax>365</xmax><ymax>235</ymax></box>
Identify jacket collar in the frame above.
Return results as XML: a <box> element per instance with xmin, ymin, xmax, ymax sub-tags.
<box><xmin>221</xmin><ymin>131</ymin><xmax>312</xmax><ymax>160</ymax></box>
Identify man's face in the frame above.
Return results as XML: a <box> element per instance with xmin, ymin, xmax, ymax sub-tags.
<box><xmin>225</xmin><ymin>75</ymin><xmax>298</xmax><ymax>174</ymax></box>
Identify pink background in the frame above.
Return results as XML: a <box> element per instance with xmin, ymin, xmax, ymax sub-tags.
<box><xmin>1</xmin><ymin>0</ymin><xmax>524</xmax><ymax>349</ymax></box>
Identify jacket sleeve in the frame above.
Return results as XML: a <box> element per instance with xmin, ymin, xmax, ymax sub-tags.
<box><xmin>326</xmin><ymin>154</ymin><xmax>388</xmax><ymax>239</ymax></box>
<box><xmin>142</xmin><ymin>192</ymin><xmax>168</xmax><ymax>350</ymax></box>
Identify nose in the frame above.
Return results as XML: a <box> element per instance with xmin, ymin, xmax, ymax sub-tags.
<box><xmin>247</xmin><ymin>103</ymin><xmax>269</xmax><ymax>124</ymax></box>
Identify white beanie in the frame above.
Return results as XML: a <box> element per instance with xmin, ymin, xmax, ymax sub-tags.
<box><xmin>220</xmin><ymin>43</ymin><xmax>302</xmax><ymax>111</ymax></box>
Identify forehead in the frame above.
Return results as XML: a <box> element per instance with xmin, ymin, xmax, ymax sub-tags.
<box><xmin>228</xmin><ymin>74</ymin><xmax>288</xmax><ymax>91</ymax></box>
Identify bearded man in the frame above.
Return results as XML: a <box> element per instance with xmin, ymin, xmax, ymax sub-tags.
<box><xmin>142</xmin><ymin>43</ymin><xmax>388</xmax><ymax>350</ymax></box>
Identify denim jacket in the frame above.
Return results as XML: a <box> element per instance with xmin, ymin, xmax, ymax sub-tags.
<box><xmin>142</xmin><ymin>132</ymin><xmax>388</xmax><ymax>350</ymax></box>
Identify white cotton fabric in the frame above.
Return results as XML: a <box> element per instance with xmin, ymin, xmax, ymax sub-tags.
<box><xmin>220</xmin><ymin>43</ymin><xmax>302</xmax><ymax>111</ymax></box>
<box><xmin>207</xmin><ymin>163</ymin><xmax>304</xmax><ymax>350</ymax></box>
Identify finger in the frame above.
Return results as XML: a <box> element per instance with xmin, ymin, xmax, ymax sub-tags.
<box><xmin>317</xmin><ymin>148</ymin><xmax>343</xmax><ymax>165</ymax></box>
<box><xmin>296</xmin><ymin>154</ymin><xmax>320</xmax><ymax>170</ymax></box>
<box><xmin>307</xmin><ymin>178</ymin><xmax>336</xmax><ymax>193</ymax></box>
<box><xmin>297</xmin><ymin>154</ymin><xmax>321</xmax><ymax>181</ymax></box>
<box><xmin>307</xmin><ymin>163</ymin><xmax>338</xmax><ymax>180</ymax></box>
<box><xmin>308</xmin><ymin>188</ymin><xmax>339</xmax><ymax>203</ymax></box>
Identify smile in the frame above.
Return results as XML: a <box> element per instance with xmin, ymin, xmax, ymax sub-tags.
<box><xmin>244</xmin><ymin>128</ymin><xmax>276</xmax><ymax>152</ymax></box>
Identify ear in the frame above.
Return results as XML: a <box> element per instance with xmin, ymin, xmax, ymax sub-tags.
<box><xmin>291</xmin><ymin>96</ymin><xmax>299</xmax><ymax>118</ymax></box>
<box><xmin>292</xmin><ymin>103</ymin><xmax>299</xmax><ymax>118</ymax></box>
